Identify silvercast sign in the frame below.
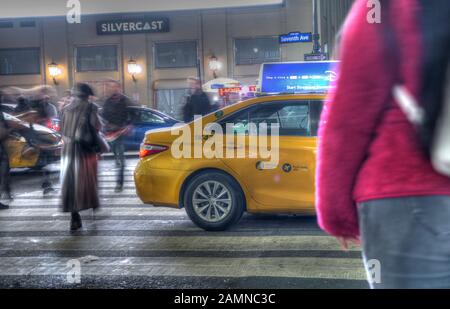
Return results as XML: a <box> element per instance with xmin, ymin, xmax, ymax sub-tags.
<box><xmin>97</xmin><ymin>17</ymin><xmax>170</xmax><ymax>35</ymax></box>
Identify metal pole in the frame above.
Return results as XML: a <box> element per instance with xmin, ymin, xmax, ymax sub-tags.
<box><xmin>312</xmin><ymin>0</ymin><xmax>321</xmax><ymax>53</ymax></box>
<box><xmin>198</xmin><ymin>13</ymin><xmax>204</xmax><ymax>84</ymax></box>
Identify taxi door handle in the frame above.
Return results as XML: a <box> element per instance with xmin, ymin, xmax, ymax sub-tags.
<box><xmin>256</xmin><ymin>161</ymin><xmax>264</xmax><ymax>170</ymax></box>
<box><xmin>202</xmin><ymin>134</ymin><xmax>214</xmax><ymax>141</ymax></box>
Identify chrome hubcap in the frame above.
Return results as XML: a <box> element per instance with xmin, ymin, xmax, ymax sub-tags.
<box><xmin>192</xmin><ymin>181</ymin><xmax>232</xmax><ymax>222</ymax></box>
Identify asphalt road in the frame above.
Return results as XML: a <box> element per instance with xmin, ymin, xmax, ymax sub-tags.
<box><xmin>0</xmin><ymin>158</ymin><xmax>368</xmax><ymax>289</ymax></box>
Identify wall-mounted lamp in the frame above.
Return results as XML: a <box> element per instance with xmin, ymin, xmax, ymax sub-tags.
<box><xmin>127</xmin><ymin>58</ymin><xmax>142</xmax><ymax>82</ymax></box>
<box><xmin>48</xmin><ymin>62</ymin><xmax>62</xmax><ymax>85</ymax></box>
<box><xmin>208</xmin><ymin>55</ymin><xmax>222</xmax><ymax>79</ymax></box>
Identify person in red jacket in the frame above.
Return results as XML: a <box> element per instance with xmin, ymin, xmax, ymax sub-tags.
<box><xmin>316</xmin><ymin>0</ymin><xmax>450</xmax><ymax>288</ymax></box>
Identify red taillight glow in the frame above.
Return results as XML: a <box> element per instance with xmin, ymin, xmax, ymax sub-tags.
<box><xmin>139</xmin><ymin>144</ymin><xmax>168</xmax><ymax>158</ymax></box>
<box><xmin>45</xmin><ymin>119</ymin><xmax>61</xmax><ymax>132</ymax></box>
<box><xmin>51</xmin><ymin>122</ymin><xmax>61</xmax><ymax>132</ymax></box>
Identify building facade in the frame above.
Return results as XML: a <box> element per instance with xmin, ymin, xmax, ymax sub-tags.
<box><xmin>0</xmin><ymin>0</ymin><xmax>352</xmax><ymax>118</ymax></box>
<box><xmin>319</xmin><ymin>0</ymin><xmax>353</xmax><ymax>56</ymax></box>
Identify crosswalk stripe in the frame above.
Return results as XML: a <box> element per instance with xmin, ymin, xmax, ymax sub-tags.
<box><xmin>0</xmin><ymin>216</ymin><xmax>189</xmax><ymax>222</ymax></box>
<box><xmin>0</xmin><ymin>235</ymin><xmax>360</xmax><ymax>252</ymax></box>
<box><xmin>7</xmin><ymin>193</ymin><xmax>141</xmax><ymax>203</ymax></box>
<box><xmin>0</xmin><ymin>256</ymin><xmax>366</xmax><ymax>280</ymax></box>
<box><xmin>12</xmin><ymin>189</ymin><xmax>138</xmax><ymax>199</ymax></box>
<box><xmin>0</xmin><ymin>219</ymin><xmax>326</xmax><ymax>236</ymax></box>
<box><xmin>6</xmin><ymin>201</ymin><xmax>144</xmax><ymax>208</ymax></box>
<box><xmin>0</xmin><ymin>249</ymin><xmax>359</xmax><ymax>259</ymax></box>
<box><xmin>0</xmin><ymin>208</ymin><xmax>183</xmax><ymax>217</ymax></box>
<box><xmin>0</xmin><ymin>220</ymin><xmax>198</xmax><ymax>232</ymax></box>
<box><xmin>0</xmin><ymin>230</ymin><xmax>327</xmax><ymax>237</ymax></box>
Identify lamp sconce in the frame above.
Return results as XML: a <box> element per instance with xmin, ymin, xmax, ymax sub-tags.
<box><xmin>48</xmin><ymin>62</ymin><xmax>62</xmax><ymax>85</ymax></box>
<box><xmin>208</xmin><ymin>55</ymin><xmax>222</xmax><ymax>79</ymax></box>
<box><xmin>127</xmin><ymin>58</ymin><xmax>142</xmax><ymax>82</ymax></box>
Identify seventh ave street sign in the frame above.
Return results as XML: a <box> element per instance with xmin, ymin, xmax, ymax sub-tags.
<box><xmin>97</xmin><ymin>17</ymin><xmax>170</xmax><ymax>35</ymax></box>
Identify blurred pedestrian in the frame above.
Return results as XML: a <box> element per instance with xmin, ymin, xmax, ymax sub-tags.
<box><xmin>60</xmin><ymin>83</ymin><xmax>103</xmax><ymax>231</ymax></box>
<box><xmin>101</xmin><ymin>80</ymin><xmax>134</xmax><ymax>193</ymax></box>
<box><xmin>10</xmin><ymin>86</ymin><xmax>58</xmax><ymax>195</ymax></box>
<box><xmin>0</xmin><ymin>91</ymin><xmax>12</xmax><ymax>209</ymax></box>
<box><xmin>58</xmin><ymin>89</ymin><xmax>73</xmax><ymax>112</ymax></box>
<box><xmin>31</xmin><ymin>86</ymin><xmax>58</xmax><ymax>195</ymax></box>
<box><xmin>316</xmin><ymin>0</ymin><xmax>450</xmax><ymax>288</ymax></box>
<box><xmin>13</xmin><ymin>85</ymin><xmax>59</xmax><ymax>122</ymax></box>
<box><xmin>182</xmin><ymin>77</ymin><xmax>211</xmax><ymax>123</ymax></box>
<box><xmin>14</xmin><ymin>95</ymin><xmax>31</xmax><ymax>114</ymax></box>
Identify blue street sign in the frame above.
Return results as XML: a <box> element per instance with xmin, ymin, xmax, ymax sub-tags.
<box><xmin>304</xmin><ymin>53</ymin><xmax>328</xmax><ymax>61</ymax></box>
<box><xmin>279</xmin><ymin>32</ymin><xmax>312</xmax><ymax>44</ymax></box>
<box><xmin>259</xmin><ymin>61</ymin><xmax>339</xmax><ymax>94</ymax></box>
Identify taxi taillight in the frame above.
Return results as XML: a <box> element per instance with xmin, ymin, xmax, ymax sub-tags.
<box><xmin>45</xmin><ymin>118</ymin><xmax>61</xmax><ymax>132</ymax></box>
<box><xmin>139</xmin><ymin>144</ymin><xmax>168</xmax><ymax>158</ymax></box>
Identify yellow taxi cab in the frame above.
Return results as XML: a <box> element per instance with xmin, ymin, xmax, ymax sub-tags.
<box><xmin>134</xmin><ymin>93</ymin><xmax>325</xmax><ymax>230</ymax></box>
<box><xmin>2</xmin><ymin>112</ymin><xmax>62</xmax><ymax>169</ymax></box>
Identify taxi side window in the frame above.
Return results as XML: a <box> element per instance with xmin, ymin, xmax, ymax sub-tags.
<box><xmin>250</xmin><ymin>105</ymin><xmax>280</xmax><ymax>126</ymax></box>
<box><xmin>219</xmin><ymin>111</ymin><xmax>275</xmax><ymax>136</ymax></box>
<box><xmin>218</xmin><ymin>100</ymin><xmax>323</xmax><ymax>137</ymax></box>
<box><xmin>220</xmin><ymin>109</ymin><xmax>250</xmax><ymax>135</ymax></box>
<box><xmin>249</xmin><ymin>102</ymin><xmax>310</xmax><ymax>136</ymax></box>
<box><xmin>277</xmin><ymin>104</ymin><xmax>309</xmax><ymax>136</ymax></box>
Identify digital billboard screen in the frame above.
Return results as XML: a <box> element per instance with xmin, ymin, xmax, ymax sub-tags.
<box><xmin>259</xmin><ymin>61</ymin><xmax>339</xmax><ymax>94</ymax></box>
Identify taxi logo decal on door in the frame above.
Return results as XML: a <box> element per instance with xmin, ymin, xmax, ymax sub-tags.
<box><xmin>282</xmin><ymin>163</ymin><xmax>292</xmax><ymax>173</ymax></box>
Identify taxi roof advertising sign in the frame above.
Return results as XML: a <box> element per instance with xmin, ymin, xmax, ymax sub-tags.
<box><xmin>259</xmin><ymin>61</ymin><xmax>339</xmax><ymax>94</ymax></box>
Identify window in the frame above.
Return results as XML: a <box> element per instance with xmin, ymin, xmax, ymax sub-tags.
<box><xmin>20</xmin><ymin>21</ymin><xmax>36</xmax><ymax>28</ymax></box>
<box><xmin>129</xmin><ymin>109</ymin><xmax>166</xmax><ymax>124</ymax></box>
<box><xmin>154</xmin><ymin>41</ymin><xmax>197</xmax><ymax>69</ymax></box>
<box><xmin>220</xmin><ymin>100</ymin><xmax>324</xmax><ymax>136</ymax></box>
<box><xmin>0</xmin><ymin>48</ymin><xmax>40</xmax><ymax>75</ymax></box>
<box><xmin>0</xmin><ymin>21</ymin><xmax>13</xmax><ymax>28</ymax></box>
<box><xmin>235</xmin><ymin>37</ymin><xmax>280</xmax><ymax>65</ymax></box>
<box><xmin>222</xmin><ymin>109</ymin><xmax>250</xmax><ymax>135</ymax></box>
<box><xmin>278</xmin><ymin>105</ymin><xmax>309</xmax><ymax>134</ymax></box>
<box><xmin>140</xmin><ymin>111</ymin><xmax>166</xmax><ymax>124</ymax></box>
<box><xmin>156</xmin><ymin>89</ymin><xmax>189</xmax><ymax>120</ymax></box>
<box><xmin>75</xmin><ymin>45</ymin><xmax>118</xmax><ymax>72</ymax></box>
<box><xmin>248</xmin><ymin>104</ymin><xmax>307</xmax><ymax>136</ymax></box>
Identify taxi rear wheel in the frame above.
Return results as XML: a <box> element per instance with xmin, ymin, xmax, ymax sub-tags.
<box><xmin>184</xmin><ymin>171</ymin><xmax>245</xmax><ymax>231</ymax></box>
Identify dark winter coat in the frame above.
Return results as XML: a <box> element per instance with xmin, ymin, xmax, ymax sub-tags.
<box><xmin>60</xmin><ymin>98</ymin><xmax>101</xmax><ymax>213</ymax></box>
<box><xmin>183</xmin><ymin>91</ymin><xmax>211</xmax><ymax>123</ymax></box>
<box><xmin>101</xmin><ymin>94</ymin><xmax>133</xmax><ymax>130</ymax></box>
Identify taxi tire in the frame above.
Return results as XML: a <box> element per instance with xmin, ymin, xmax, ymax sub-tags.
<box><xmin>184</xmin><ymin>171</ymin><xmax>245</xmax><ymax>231</ymax></box>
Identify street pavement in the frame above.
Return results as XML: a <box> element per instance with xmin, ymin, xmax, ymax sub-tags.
<box><xmin>0</xmin><ymin>158</ymin><xmax>368</xmax><ymax>289</ymax></box>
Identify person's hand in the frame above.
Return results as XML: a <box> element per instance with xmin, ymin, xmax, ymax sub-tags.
<box><xmin>336</xmin><ymin>237</ymin><xmax>361</xmax><ymax>251</ymax></box>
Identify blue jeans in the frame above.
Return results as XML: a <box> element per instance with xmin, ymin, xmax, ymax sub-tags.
<box><xmin>358</xmin><ymin>196</ymin><xmax>450</xmax><ymax>289</ymax></box>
